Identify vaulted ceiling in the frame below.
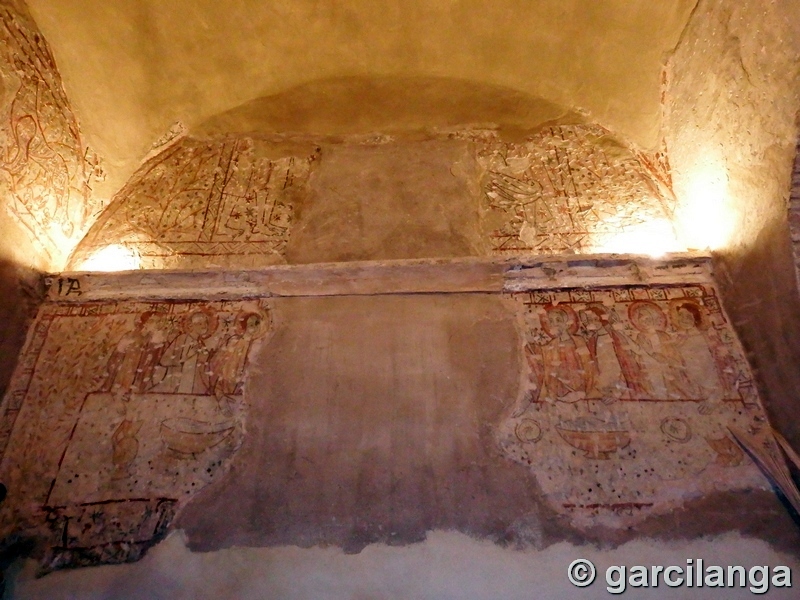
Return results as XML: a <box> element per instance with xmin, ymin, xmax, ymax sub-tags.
<box><xmin>26</xmin><ymin>0</ymin><xmax>696</xmax><ymax>198</ymax></box>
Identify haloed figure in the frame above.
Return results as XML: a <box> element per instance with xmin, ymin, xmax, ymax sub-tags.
<box><xmin>629</xmin><ymin>301</ymin><xmax>697</xmax><ymax>399</ymax></box>
<box><xmin>205</xmin><ymin>310</ymin><xmax>267</xmax><ymax>415</ymax></box>
<box><xmin>525</xmin><ymin>305</ymin><xmax>594</xmax><ymax>405</ymax></box>
<box><xmin>577</xmin><ymin>305</ymin><xmax>625</xmax><ymax>400</ymax></box>
<box><xmin>159</xmin><ymin>309</ymin><xmax>216</xmax><ymax>394</ymax></box>
<box><xmin>671</xmin><ymin>299</ymin><xmax>732</xmax><ymax>410</ymax></box>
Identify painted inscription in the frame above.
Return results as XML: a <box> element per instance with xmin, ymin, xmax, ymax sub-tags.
<box><xmin>0</xmin><ymin>299</ymin><xmax>270</xmax><ymax>570</ymax></box>
<box><xmin>498</xmin><ymin>284</ymin><xmax>768</xmax><ymax>527</ymax></box>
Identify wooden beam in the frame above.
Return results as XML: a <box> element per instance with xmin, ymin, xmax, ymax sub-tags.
<box><xmin>47</xmin><ymin>253</ymin><xmax>713</xmax><ymax>302</ymax></box>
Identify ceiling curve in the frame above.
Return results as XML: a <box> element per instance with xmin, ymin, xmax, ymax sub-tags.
<box><xmin>25</xmin><ymin>0</ymin><xmax>696</xmax><ymax>198</ymax></box>
<box><xmin>193</xmin><ymin>76</ymin><xmax>582</xmax><ymax>140</ymax></box>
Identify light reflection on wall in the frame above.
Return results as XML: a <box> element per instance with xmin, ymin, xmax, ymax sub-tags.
<box><xmin>591</xmin><ymin>219</ymin><xmax>682</xmax><ymax>258</ymax></box>
<box><xmin>77</xmin><ymin>244</ymin><xmax>141</xmax><ymax>271</ymax></box>
<box><xmin>675</xmin><ymin>158</ymin><xmax>734</xmax><ymax>251</ymax></box>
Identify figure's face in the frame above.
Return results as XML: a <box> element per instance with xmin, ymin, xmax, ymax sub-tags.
<box><xmin>189</xmin><ymin>313</ymin><xmax>209</xmax><ymax>337</ymax></box>
<box><xmin>582</xmin><ymin>310</ymin><xmax>602</xmax><ymax>331</ymax></box>
<box><xmin>675</xmin><ymin>307</ymin><xmax>696</xmax><ymax>330</ymax></box>
<box><xmin>245</xmin><ymin>314</ymin><xmax>261</xmax><ymax>333</ymax></box>
<box><xmin>638</xmin><ymin>306</ymin><xmax>661</xmax><ymax>331</ymax></box>
<box><xmin>547</xmin><ymin>309</ymin><xmax>570</xmax><ymax>335</ymax></box>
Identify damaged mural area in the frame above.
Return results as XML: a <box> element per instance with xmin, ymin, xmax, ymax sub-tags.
<box><xmin>68</xmin><ymin>137</ymin><xmax>316</xmax><ymax>270</ymax></box>
<box><xmin>0</xmin><ymin>2</ymin><xmax>102</xmax><ymax>266</ymax></box>
<box><xmin>498</xmin><ymin>283</ymin><xmax>770</xmax><ymax>528</ymax></box>
<box><xmin>0</xmin><ymin>298</ymin><xmax>271</xmax><ymax>571</ymax></box>
<box><xmin>64</xmin><ymin>124</ymin><xmax>688</xmax><ymax>273</ymax></box>
<box><xmin>478</xmin><ymin>125</ymin><xmax>678</xmax><ymax>255</ymax></box>
<box><xmin>0</xmin><ymin>280</ymin><xmax>788</xmax><ymax>573</ymax></box>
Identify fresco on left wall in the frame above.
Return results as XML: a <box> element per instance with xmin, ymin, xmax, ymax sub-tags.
<box><xmin>68</xmin><ymin>137</ymin><xmax>316</xmax><ymax>270</ymax></box>
<box><xmin>0</xmin><ymin>298</ymin><xmax>271</xmax><ymax>571</ymax></box>
<box><xmin>0</xmin><ymin>2</ymin><xmax>102</xmax><ymax>267</ymax></box>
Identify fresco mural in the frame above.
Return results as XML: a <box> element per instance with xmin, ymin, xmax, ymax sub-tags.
<box><xmin>68</xmin><ymin>137</ymin><xmax>316</xmax><ymax>270</ymax></box>
<box><xmin>0</xmin><ymin>299</ymin><xmax>271</xmax><ymax>570</ymax></box>
<box><xmin>477</xmin><ymin>125</ymin><xmax>677</xmax><ymax>255</ymax></box>
<box><xmin>0</xmin><ymin>278</ymin><xmax>777</xmax><ymax>570</ymax></box>
<box><xmin>497</xmin><ymin>283</ymin><xmax>769</xmax><ymax>527</ymax></box>
<box><xmin>0</xmin><ymin>2</ymin><xmax>102</xmax><ymax>265</ymax></box>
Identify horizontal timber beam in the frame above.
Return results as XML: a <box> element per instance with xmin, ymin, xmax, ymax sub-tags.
<box><xmin>47</xmin><ymin>253</ymin><xmax>713</xmax><ymax>302</ymax></box>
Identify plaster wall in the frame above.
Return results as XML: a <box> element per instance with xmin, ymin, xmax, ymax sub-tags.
<box><xmin>0</xmin><ymin>0</ymin><xmax>91</xmax><ymax>400</ymax></box>
<box><xmin>67</xmin><ymin>125</ymin><xmax>679</xmax><ymax>270</ymax></box>
<box><xmin>24</xmin><ymin>0</ymin><xmax>696</xmax><ymax>199</ymax></box>
<box><xmin>0</xmin><ymin>255</ymin><xmax>43</xmax><ymax>402</ymax></box>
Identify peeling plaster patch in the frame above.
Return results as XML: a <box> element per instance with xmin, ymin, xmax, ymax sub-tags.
<box><xmin>0</xmin><ymin>279</ymin><xmax>787</xmax><ymax>573</ymax></box>
<box><xmin>499</xmin><ymin>283</ymin><xmax>769</xmax><ymax>528</ymax></box>
<box><xmin>0</xmin><ymin>299</ymin><xmax>271</xmax><ymax>571</ymax></box>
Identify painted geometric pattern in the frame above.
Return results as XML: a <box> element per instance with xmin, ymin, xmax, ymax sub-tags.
<box><xmin>478</xmin><ymin>125</ymin><xmax>676</xmax><ymax>255</ymax></box>
<box><xmin>69</xmin><ymin>137</ymin><xmax>314</xmax><ymax>269</ymax></box>
<box><xmin>0</xmin><ymin>5</ymin><xmax>100</xmax><ymax>265</ymax></box>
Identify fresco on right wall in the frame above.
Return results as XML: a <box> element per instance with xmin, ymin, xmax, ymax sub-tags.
<box><xmin>477</xmin><ymin>125</ymin><xmax>678</xmax><ymax>255</ymax></box>
<box><xmin>498</xmin><ymin>282</ymin><xmax>769</xmax><ymax>528</ymax></box>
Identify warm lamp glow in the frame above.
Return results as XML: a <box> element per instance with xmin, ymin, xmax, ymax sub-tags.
<box><xmin>676</xmin><ymin>161</ymin><xmax>733</xmax><ymax>251</ymax></box>
<box><xmin>78</xmin><ymin>244</ymin><xmax>141</xmax><ymax>271</ymax></box>
<box><xmin>592</xmin><ymin>219</ymin><xmax>681</xmax><ymax>258</ymax></box>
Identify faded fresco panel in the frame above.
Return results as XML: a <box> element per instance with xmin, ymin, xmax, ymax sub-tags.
<box><xmin>0</xmin><ymin>298</ymin><xmax>270</xmax><ymax>570</ymax></box>
<box><xmin>498</xmin><ymin>284</ymin><xmax>769</xmax><ymax>527</ymax></box>
<box><xmin>69</xmin><ymin>137</ymin><xmax>316</xmax><ymax>270</ymax></box>
<box><xmin>0</xmin><ymin>2</ymin><xmax>101</xmax><ymax>266</ymax></box>
<box><xmin>478</xmin><ymin>125</ymin><xmax>677</xmax><ymax>255</ymax></box>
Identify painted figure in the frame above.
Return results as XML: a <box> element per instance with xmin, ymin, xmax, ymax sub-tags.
<box><xmin>526</xmin><ymin>305</ymin><xmax>594</xmax><ymax>404</ymax></box>
<box><xmin>204</xmin><ymin>310</ymin><xmax>267</xmax><ymax>413</ymax></box>
<box><xmin>628</xmin><ymin>301</ymin><xmax>699</xmax><ymax>399</ymax></box>
<box><xmin>111</xmin><ymin>419</ymin><xmax>143</xmax><ymax>477</ymax></box>
<box><xmin>158</xmin><ymin>309</ymin><xmax>216</xmax><ymax>394</ymax></box>
<box><xmin>577</xmin><ymin>305</ymin><xmax>626</xmax><ymax>399</ymax></box>
<box><xmin>670</xmin><ymin>299</ymin><xmax>723</xmax><ymax>404</ymax></box>
<box><xmin>99</xmin><ymin>312</ymin><xmax>166</xmax><ymax>399</ymax></box>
